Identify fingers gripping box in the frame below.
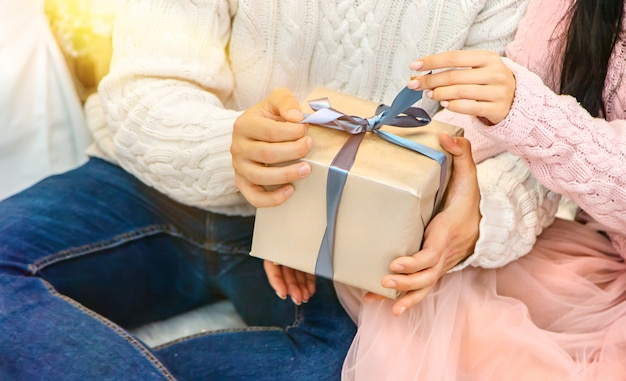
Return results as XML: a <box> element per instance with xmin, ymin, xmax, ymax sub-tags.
<box><xmin>250</xmin><ymin>88</ymin><xmax>463</xmax><ymax>298</ymax></box>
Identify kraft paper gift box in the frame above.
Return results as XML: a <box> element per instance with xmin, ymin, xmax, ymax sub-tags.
<box><xmin>250</xmin><ymin>87</ymin><xmax>463</xmax><ymax>298</ymax></box>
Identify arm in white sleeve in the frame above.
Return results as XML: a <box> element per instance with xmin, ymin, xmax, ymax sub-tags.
<box><xmin>93</xmin><ymin>0</ymin><xmax>252</xmax><ymax>214</ymax></box>
<box><xmin>464</xmin><ymin>0</ymin><xmax>529</xmax><ymax>54</ymax></box>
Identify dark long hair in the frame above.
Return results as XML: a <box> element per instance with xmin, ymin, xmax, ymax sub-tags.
<box><xmin>560</xmin><ymin>0</ymin><xmax>623</xmax><ymax>117</ymax></box>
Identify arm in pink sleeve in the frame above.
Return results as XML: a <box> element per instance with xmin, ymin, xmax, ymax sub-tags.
<box><xmin>475</xmin><ymin>57</ymin><xmax>626</xmax><ymax>232</ymax></box>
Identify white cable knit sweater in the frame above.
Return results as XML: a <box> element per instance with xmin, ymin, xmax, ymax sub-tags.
<box><xmin>85</xmin><ymin>0</ymin><xmax>552</xmax><ymax>268</ymax></box>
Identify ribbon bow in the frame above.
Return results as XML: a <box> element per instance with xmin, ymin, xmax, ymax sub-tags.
<box><xmin>300</xmin><ymin>87</ymin><xmax>448</xmax><ymax>279</ymax></box>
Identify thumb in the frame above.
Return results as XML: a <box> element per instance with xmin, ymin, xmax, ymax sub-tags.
<box><xmin>268</xmin><ymin>87</ymin><xmax>304</xmax><ymax>122</ymax></box>
<box><xmin>439</xmin><ymin>133</ymin><xmax>474</xmax><ymax>173</ymax></box>
<box><xmin>422</xmin><ymin>219</ymin><xmax>450</xmax><ymax>256</ymax></box>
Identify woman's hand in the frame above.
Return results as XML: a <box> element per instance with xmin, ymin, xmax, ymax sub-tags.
<box><xmin>264</xmin><ymin>261</ymin><xmax>316</xmax><ymax>305</ymax></box>
<box><xmin>365</xmin><ymin>133</ymin><xmax>481</xmax><ymax>316</ymax></box>
<box><xmin>231</xmin><ymin>87</ymin><xmax>313</xmax><ymax>208</ymax></box>
<box><xmin>407</xmin><ymin>50</ymin><xmax>516</xmax><ymax>125</ymax></box>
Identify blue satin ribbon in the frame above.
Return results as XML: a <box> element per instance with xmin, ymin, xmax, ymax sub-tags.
<box><xmin>300</xmin><ymin>87</ymin><xmax>448</xmax><ymax>279</ymax></box>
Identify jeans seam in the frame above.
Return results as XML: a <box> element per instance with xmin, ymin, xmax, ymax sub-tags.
<box><xmin>41</xmin><ymin>279</ymin><xmax>177</xmax><ymax>381</ymax></box>
<box><xmin>206</xmin><ymin>213</ymin><xmax>216</xmax><ymax>245</ymax></box>
<box><xmin>285</xmin><ymin>305</ymin><xmax>304</xmax><ymax>331</ymax></box>
<box><xmin>204</xmin><ymin>213</ymin><xmax>252</xmax><ymax>254</ymax></box>
<box><xmin>27</xmin><ymin>224</ymin><xmax>179</xmax><ymax>274</ymax></box>
<box><xmin>28</xmin><ymin>223</ymin><xmax>251</xmax><ymax>275</ymax></box>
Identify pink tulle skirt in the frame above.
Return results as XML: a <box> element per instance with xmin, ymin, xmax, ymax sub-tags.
<box><xmin>337</xmin><ymin>219</ymin><xmax>626</xmax><ymax>380</ymax></box>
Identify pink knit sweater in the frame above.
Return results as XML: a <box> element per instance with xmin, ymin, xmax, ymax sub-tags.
<box><xmin>457</xmin><ymin>0</ymin><xmax>626</xmax><ymax>256</ymax></box>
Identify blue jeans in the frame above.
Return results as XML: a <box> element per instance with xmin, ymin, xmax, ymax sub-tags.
<box><xmin>0</xmin><ymin>158</ymin><xmax>356</xmax><ymax>381</ymax></box>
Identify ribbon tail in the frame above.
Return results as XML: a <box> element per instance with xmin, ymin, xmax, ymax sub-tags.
<box><xmin>315</xmin><ymin>166</ymin><xmax>346</xmax><ymax>278</ymax></box>
<box><xmin>374</xmin><ymin>87</ymin><xmax>425</xmax><ymax>127</ymax></box>
<box><xmin>315</xmin><ymin>133</ymin><xmax>365</xmax><ymax>278</ymax></box>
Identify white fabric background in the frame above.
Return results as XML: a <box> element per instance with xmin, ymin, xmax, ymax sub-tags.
<box><xmin>0</xmin><ymin>0</ymin><xmax>92</xmax><ymax>200</ymax></box>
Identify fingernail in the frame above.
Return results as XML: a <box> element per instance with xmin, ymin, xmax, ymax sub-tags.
<box><xmin>390</xmin><ymin>263</ymin><xmax>404</xmax><ymax>272</ymax></box>
<box><xmin>425</xmin><ymin>90</ymin><xmax>433</xmax><ymax>99</ymax></box>
<box><xmin>384</xmin><ymin>279</ymin><xmax>397</xmax><ymax>288</ymax></box>
<box><xmin>283</xmin><ymin>186</ymin><xmax>294</xmax><ymax>198</ymax></box>
<box><xmin>442</xmin><ymin>132</ymin><xmax>458</xmax><ymax>145</ymax></box>
<box><xmin>440</xmin><ymin>100</ymin><xmax>449</xmax><ymax>108</ymax></box>
<box><xmin>291</xmin><ymin>296</ymin><xmax>302</xmax><ymax>306</ymax></box>
<box><xmin>398</xmin><ymin>306</ymin><xmax>407</xmax><ymax>316</ymax></box>
<box><xmin>305</xmin><ymin>136</ymin><xmax>313</xmax><ymax>149</ymax></box>
<box><xmin>276</xmin><ymin>291</ymin><xmax>287</xmax><ymax>300</ymax></box>
<box><xmin>407</xmin><ymin>79</ymin><xmax>420</xmax><ymax>90</ymax></box>
<box><xmin>286</xmin><ymin>109</ymin><xmax>302</xmax><ymax>121</ymax></box>
<box><xmin>409</xmin><ymin>61</ymin><xmax>424</xmax><ymax>71</ymax></box>
<box><xmin>298</xmin><ymin>164</ymin><xmax>311</xmax><ymax>177</ymax></box>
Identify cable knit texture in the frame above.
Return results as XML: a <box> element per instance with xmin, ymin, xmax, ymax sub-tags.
<box><xmin>450</xmin><ymin>152</ymin><xmax>560</xmax><ymax>269</ymax></box>
<box><xmin>86</xmin><ymin>0</ymin><xmax>527</xmax><ymax>217</ymax></box>
<box><xmin>83</xmin><ymin>0</ymin><xmax>554</xmax><ymax>269</ymax></box>
<box><xmin>473</xmin><ymin>0</ymin><xmax>626</xmax><ymax>259</ymax></box>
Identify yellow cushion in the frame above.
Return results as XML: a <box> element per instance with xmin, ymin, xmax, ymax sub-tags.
<box><xmin>44</xmin><ymin>0</ymin><xmax>119</xmax><ymax>100</ymax></box>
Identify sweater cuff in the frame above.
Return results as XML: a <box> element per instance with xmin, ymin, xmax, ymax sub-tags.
<box><xmin>471</xmin><ymin>57</ymin><xmax>546</xmax><ymax>147</ymax></box>
<box><xmin>449</xmin><ymin>189</ymin><xmax>511</xmax><ymax>272</ymax></box>
<box><xmin>448</xmin><ymin>151</ymin><xmax>560</xmax><ymax>272</ymax></box>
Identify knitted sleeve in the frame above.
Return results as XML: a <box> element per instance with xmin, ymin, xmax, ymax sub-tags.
<box><xmin>463</xmin><ymin>0</ymin><xmax>530</xmax><ymax>54</ymax></box>
<box><xmin>95</xmin><ymin>0</ymin><xmax>254</xmax><ymax>215</ymax></box>
<box><xmin>473</xmin><ymin>58</ymin><xmax>626</xmax><ymax>232</ymax></box>
<box><xmin>435</xmin><ymin>106</ymin><xmax>560</xmax><ymax>270</ymax></box>
<box><xmin>450</xmin><ymin>151</ymin><xmax>560</xmax><ymax>270</ymax></box>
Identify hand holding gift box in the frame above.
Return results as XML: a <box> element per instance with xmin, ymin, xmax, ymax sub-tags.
<box><xmin>250</xmin><ymin>87</ymin><xmax>463</xmax><ymax>298</ymax></box>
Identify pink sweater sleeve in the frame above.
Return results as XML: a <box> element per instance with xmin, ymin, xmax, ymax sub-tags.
<box><xmin>433</xmin><ymin>108</ymin><xmax>507</xmax><ymax>163</ymax></box>
<box><xmin>474</xmin><ymin>57</ymin><xmax>626</xmax><ymax>232</ymax></box>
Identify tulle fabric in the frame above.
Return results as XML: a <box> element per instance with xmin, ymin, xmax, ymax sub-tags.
<box><xmin>337</xmin><ymin>218</ymin><xmax>626</xmax><ymax>380</ymax></box>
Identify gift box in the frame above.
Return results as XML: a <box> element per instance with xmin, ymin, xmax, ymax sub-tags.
<box><xmin>250</xmin><ymin>87</ymin><xmax>463</xmax><ymax>298</ymax></box>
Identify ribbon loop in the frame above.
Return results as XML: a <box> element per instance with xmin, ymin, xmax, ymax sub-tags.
<box><xmin>303</xmin><ymin>88</ymin><xmax>431</xmax><ymax>134</ymax></box>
